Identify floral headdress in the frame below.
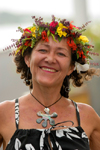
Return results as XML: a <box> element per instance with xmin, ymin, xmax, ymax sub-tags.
<box><xmin>4</xmin><ymin>15</ymin><xmax>96</xmax><ymax>73</ymax></box>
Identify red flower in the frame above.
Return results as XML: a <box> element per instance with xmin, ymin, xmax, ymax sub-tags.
<box><xmin>41</xmin><ymin>31</ymin><xmax>49</xmax><ymax>42</ymax></box>
<box><xmin>49</xmin><ymin>21</ymin><xmax>58</xmax><ymax>34</ymax></box>
<box><xmin>24</xmin><ymin>28</ymin><xmax>31</xmax><ymax>33</ymax></box>
<box><xmin>71</xmin><ymin>32</ymin><xmax>75</xmax><ymax>37</ymax></box>
<box><xmin>67</xmin><ymin>37</ymin><xmax>77</xmax><ymax>51</ymax></box>
<box><xmin>69</xmin><ymin>23</ymin><xmax>74</xmax><ymax>30</ymax></box>
<box><xmin>50</xmin><ymin>21</ymin><xmax>58</xmax><ymax>27</ymax></box>
<box><xmin>77</xmin><ymin>50</ymin><xmax>83</xmax><ymax>57</ymax></box>
<box><xmin>23</xmin><ymin>29</ymin><xmax>31</xmax><ymax>37</ymax></box>
<box><xmin>77</xmin><ymin>50</ymin><xmax>86</xmax><ymax>59</ymax></box>
<box><xmin>69</xmin><ymin>23</ymin><xmax>78</xmax><ymax>30</ymax></box>
<box><xmin>24</xmin><ymin>40</ymin><xmax>31</xmax><ymax>46</ymax></box>
<box><xmin>82</xmin><ymin>55</ymin><xmax>86</xmax><ymax>59</ymax></box>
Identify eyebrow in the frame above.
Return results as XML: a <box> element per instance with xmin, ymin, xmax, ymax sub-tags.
<box><xmin>40</xmin><ymin>43</ymin><xmax>68</xmax><ymax>51</ymax></box>
<box><xmin>57</xmin><ymin>47</ymin><xmax>68</xmax><ymax>51</ymax></box>
<box><xmin>40</xmin><ymin>43</ymin><xmax>50</xmax><ymax>48</ymax></box>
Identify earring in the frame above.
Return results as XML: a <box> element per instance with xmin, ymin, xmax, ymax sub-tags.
<box><xmin>26</xmin><ymin>68</ymin><xmax>30</xmax><ymax>84</ymax></box>
<box><xmin>65</xmin><ymin>87</ymin><xmax>71</xmax><ymax>92</ymax></box>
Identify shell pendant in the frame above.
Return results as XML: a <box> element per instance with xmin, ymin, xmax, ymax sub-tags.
<box><xmin>36</xmin><ymin>108</ymin><xmax>58</xmax><ymax>127</ymax></box>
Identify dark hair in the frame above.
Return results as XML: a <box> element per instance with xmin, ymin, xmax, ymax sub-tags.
<box><xmin>14</xmin><ymin>45</ymin><xmax>98</xmax><ymax>98</ymax></box>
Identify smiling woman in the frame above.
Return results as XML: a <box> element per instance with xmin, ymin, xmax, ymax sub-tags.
<box><xmin>0</xmin><ymin>15</ymin><xmax>100</xmax><ymax>150</ymax></box>
<box><xmin>24</xmin><ymin>37</ymin><xmax>73</xmax><ymax>89</ymax></box>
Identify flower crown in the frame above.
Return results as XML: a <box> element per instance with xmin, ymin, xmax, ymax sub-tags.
<box><xmin>6</xmin><ymin>15</ymin><xmax>94</xmax><ymax>62</ymax></box>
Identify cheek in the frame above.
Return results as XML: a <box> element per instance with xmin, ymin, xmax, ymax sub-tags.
<box><xmin>29</xmin><ymin>57</ymin><xmax>36</xmax><ymax>74</ymax></box>
<box><xmin>63</xmin><ymin>58</ymin><xmax>71</xmax><ymax>68</ymax></box>
<box><xmin>29</xmin><ymin>54</ymin><xmax>41</xmax><ymax>75</ymax></box>
<box><xmin>62</xmin><ymin>60</ymin><xmax>72</xmax><ymax>75</ymax></box>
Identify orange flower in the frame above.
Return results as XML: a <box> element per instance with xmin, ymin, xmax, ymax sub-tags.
<box><xmin>24</xmin><ymin>40</ymin><xmax>31</xmax><ymax>46</ymax></box>
<box><xmin>67</xmin><ymin>37</ymin><xmax>77</xmax><ymax>51</ymax></box>
<box><xmin>41</xmin><ymin>31</ymin><xmax>49</xmax><ymax>42</ymax></box>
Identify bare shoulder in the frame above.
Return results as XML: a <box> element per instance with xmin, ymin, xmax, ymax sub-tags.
<box><xmin>77</xmin><ymin>102</ymin><xmax>100</xmax><ymax>127</ymax></box>
<box><xmin>0</xmin><ymin>100</ymin><xmax>15</xmax><ymax>147</ymax></box>
<box><xmin>77</xmin><ymin>102</ymin><xmax>100</xmax><ymax>150</ymax></box>
<box><xmin>77</xmin><ymin>102</ymin><xmax>99</xmax><ymax>118</ymax></box>
<box><xmin>0</xmin><ymin>99</ymin><xmax>15</xmax><ymax>112</ymax></box>
<box><xmin>77</xmin><ymin>102</ymin><xmax>96</xmax><ymax>114</ymax></box>
<box><xmin>0</xmin><ymin>100</ymin><xmax>15</xmax><ymax>127</ymax></box>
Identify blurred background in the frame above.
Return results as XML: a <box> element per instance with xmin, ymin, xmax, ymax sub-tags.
<box><xmin>0</xmin><ymin>0</ymin><xmax>100</xmax><ymax>149</ymax></box>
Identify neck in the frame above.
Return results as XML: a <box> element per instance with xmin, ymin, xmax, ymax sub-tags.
<box><xmin>31</xmin><ymin>83</ymin><xmax>62</xmax><ymax>107</ymax></box>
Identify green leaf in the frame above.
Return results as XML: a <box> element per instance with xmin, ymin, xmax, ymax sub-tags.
<box><xmin>80</xmin><ymin>41</ymin><xmax>85</xmax><ymax>45</ymax></box>
<box><xmin>73</xmin><ymin>38</ymin><xmax>76</xmax><ymax>44</ymax></box>
<box><xmin>87</xmin><ymin>55</ymin><xmax>93</xmax><ymax>60</ymax></box>
<box><xmin>76</xmin><ymin>53</ymin><xmax>79</xmax><ymax>59</ymax></box>
<box><xmin>31</xmin><ymin>38</ymin><xmax>36</xmax><ymax>48</ymax></box>
<box><xmin>79</xmin><ymin>29</ymin><xmax>86</xmax><ymax>33</ymax></box>
<box><xmin>55</xmin><ymin>31</ymin><xmax>58</xmax><ymax>35</ymax></box>
<box><xmin>22</xmin><ymin>46</ymin><xmax>27</xmax><ymax>56</ymax></box>
<box><xmin>39</xmin><ymin>27</ymin><xmax>44</xmax><ymax>35</ymax></box>
<box><xmin>32</xmin><ymin>23</ymin><xmax>35</xmax><ymax>26</ymax></box>
<box><xmin>86</xmin><ymin>60</ymin><xmax>90</xmax><ymax>64</ymax></box>
<box><xmin>89</xmin><ymin>48</ymin><xmax>94</xmax><ymax>51</ymax></box>
<box><xmin>47</xmin><ymin>30</ymin><xmax>50</xmax><ymax>37</ymax></box>
<box><xmin>22</xmin><ymin>39</ymin><xmax>25</xmax><ymax>44</ymax></box>
<box><xmin>51</xmin><ymin>33</ymin><xmax>57</xmax><ymax>42</ymax></box>
<box><xmin>18</xmin><ymin>27</ymin><xmax>23</xmax><ymax>33</ymax></box>
<box><xmin>71</xmin><ymin>28</ymin><xmax>78</xmax><ymax>33</ymax></box>
<box><xmin>85</xmin><ymin>42</ymin><xmax>89</xmax><ymax>45</ymax></box>
<box><xmin>58</xmin><ymin>36</ymin><xmax>63</xmax><ymax>42</ymax></box>
<box><xmin>23</xmin><ymin>38</ymin><xmax>31</xmax><ymax>41</ymax></box>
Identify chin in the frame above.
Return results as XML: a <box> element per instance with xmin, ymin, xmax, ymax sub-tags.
<box><xmin>36</xmin><ymin>78</ymin><xmax>58</xmax><ymax>87</ymax></box>
<box><xmin>39</xmin><ymin>81</ymin><xmax>54</xmax><ymax>87</ymax></box>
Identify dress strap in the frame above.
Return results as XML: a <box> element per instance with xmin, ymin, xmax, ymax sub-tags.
<box><xmin>71</xmin><ymin>100</ymin><xmax>80</xmax><ymax>126</ymax></box>
<box><xmin>15</xmin><ymin>99</ymin><xmax>19</xmax><ymax>129</ymax></box>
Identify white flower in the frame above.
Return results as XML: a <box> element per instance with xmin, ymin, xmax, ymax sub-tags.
<box><xmin>74</xmin><ymin>62</ymin><xmax>89</xmax><ymax>73</ymax></box>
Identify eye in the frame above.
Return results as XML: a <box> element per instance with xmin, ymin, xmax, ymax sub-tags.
<box><xmin>58</xmin><ymin>52</ymin><xmax>66</xmax><ymax>57</ymax></box>
<box><xmin>39</xmin><ymin>49</ymin><xmax>47</xmax><ymax>53</ymax></box>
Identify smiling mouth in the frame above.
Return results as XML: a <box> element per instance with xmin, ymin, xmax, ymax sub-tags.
<box><xmin>40</xmin><ymin>67</ymin><xmax>58</xmax><ymax>73</ymax></box>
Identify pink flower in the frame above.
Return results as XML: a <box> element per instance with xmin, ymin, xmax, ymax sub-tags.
<box><xmin>49</xmin><ymin>21</ymin><xmax>58</xmax><ymax>34</ymax></box>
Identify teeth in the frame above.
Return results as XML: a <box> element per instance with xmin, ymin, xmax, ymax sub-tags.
<box><xmin>42</xmin><ymin>67</ymin><xmax>56</xmax><ymax>72</ymax></box>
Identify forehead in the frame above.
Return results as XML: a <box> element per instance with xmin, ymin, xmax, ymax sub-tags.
<box><xmin>35</xmin><ymin>36</ymin><xmax>70</xmax><ymax>50</ymax></box>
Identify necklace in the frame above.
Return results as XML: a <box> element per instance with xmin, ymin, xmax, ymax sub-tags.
<box><xmin>30</xmin><ymin>92</ymin><xmax>62</xmax><ymax>128</ymax></box>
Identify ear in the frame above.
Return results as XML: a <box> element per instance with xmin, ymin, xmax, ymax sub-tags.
<box><xmin>67</xmin><ymin>65</ymin><xmax>75</xmax><ymax>76</ymax></box>
<box><xmin>24</xmin><ymin>55</ymin><xmax>31</xmax><ymax>67</ymax></box>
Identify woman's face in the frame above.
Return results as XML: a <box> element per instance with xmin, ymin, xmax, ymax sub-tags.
<box><xmin>25</xmin><ymin>36</ymin><xmax>74</xmax><ymax>88</ymax></box>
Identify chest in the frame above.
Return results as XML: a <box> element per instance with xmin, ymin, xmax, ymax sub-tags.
<box><xmin>18</xmin><ymin>104</ymin><xmax>78</xmax><ymax>129</ymax></box>
<box><xmin>4</xmin><ymin>103</ymin><xmax>92</xmax><ymax>146</ymax></box>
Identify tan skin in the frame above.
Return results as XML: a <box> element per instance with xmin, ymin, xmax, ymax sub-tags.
<box><xmin>0</xmin><ymin>37</ymin><xmax>100</xmax><ymax>150</ymax></box>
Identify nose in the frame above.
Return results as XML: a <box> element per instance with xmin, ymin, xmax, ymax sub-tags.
<box><xmin>44</xmin><ymin>52</ymin><xmax>56</xmax><ymax>64</ymax></box>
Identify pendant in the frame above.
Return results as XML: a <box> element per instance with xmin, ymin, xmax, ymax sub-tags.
<box><xmin>36</xmin><ymin>108</ymin><xmax>58</xmax><ymax>127</ymax></box>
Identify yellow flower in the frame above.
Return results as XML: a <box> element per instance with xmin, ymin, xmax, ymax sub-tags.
<box><xmin>15</xmin><ymin>46</ymin><xmax>22</xmax><ymax>55</ymax></box>
<box><xmin>57</xmin><ymin>23</ymin><xmax>67</xmax><ymax>37</ymax></box>
<box><xmin>78</xmin><ymin>35</ymin><xmax>89</xmax><ymax>43</ymax></box>
<box><xmin>31</xmin><ymin>27</ymin><xmax>36</xmax><ymax>37</ymax></box>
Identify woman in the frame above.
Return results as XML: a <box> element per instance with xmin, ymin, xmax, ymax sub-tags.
<box><xmin>0</xmin><ymin>15</ymin><xmax>100</xmax><ymax>150</ymax></box>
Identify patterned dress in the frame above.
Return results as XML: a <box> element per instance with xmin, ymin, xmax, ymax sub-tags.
<box><xmin>6</xmin><ymin>99</ymin><xmax>90</xmax><ymax>150</ymax></box>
